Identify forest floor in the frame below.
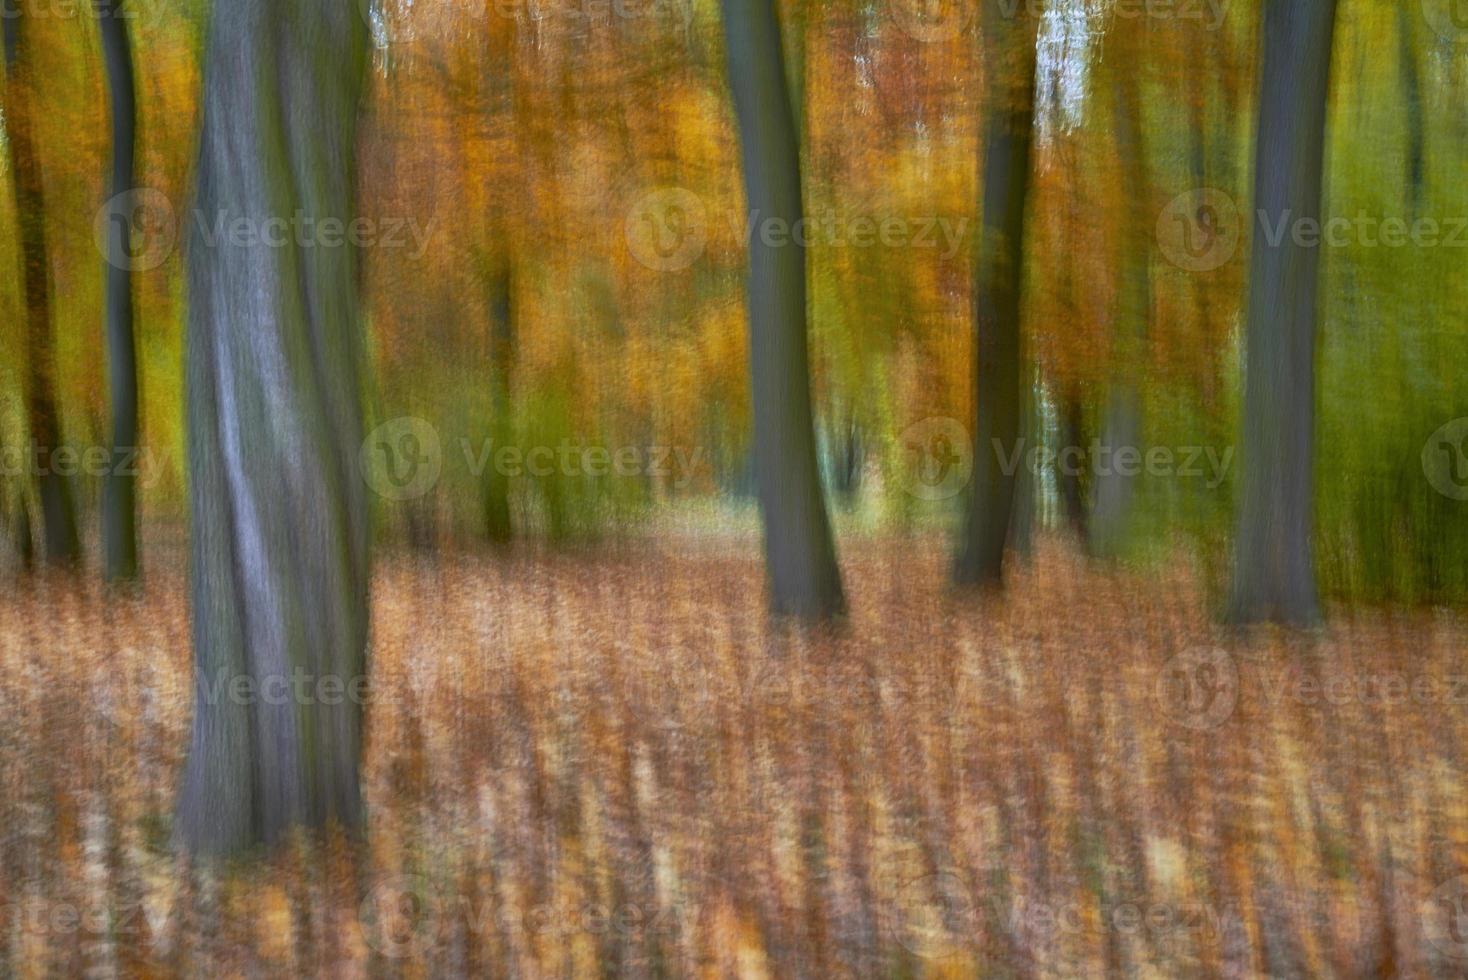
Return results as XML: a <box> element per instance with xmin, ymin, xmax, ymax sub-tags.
<box><xmin>1</xmin><ymin>535</ymin><xmax>1467</xmax><ymax>977</ymax></box>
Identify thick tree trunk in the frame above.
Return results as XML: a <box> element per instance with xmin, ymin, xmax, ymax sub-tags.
<box><xmin>952</xmin><ymin>1</ymin><xmax>1036</xmax><ymax>589</ymax></box>
<box><xmin>1007</xmin><ymin>377</ymin><xmax>1037</xmax><ymax>560</ymax></box>
<box><xmin>3</xmin><ymin>3</ymin><xmax>81</xmax><ymax>567</ymax></box>
<box><xmin>1088</xmin><ymin>384</ymin><xmax>1141</xmax><ymax>559</ymax></box>
<box><xmin>721</xmin><ymin>0</ymin><xmax>844</xmax><ymax>619</ymax></box>
<box><xmin>176</xmin><ymin>0</ymin><xmax>370</xmax><ymax>855</ymax></box>
<box><xmin>1229</xmin><ymin>0</ymin><xmax>1338</xmax><ymax>626</ymax></box>
<box><xmin>98</xmin><ymin>0</ymin><xmax>140</xmax><ymax>583</ymax></box>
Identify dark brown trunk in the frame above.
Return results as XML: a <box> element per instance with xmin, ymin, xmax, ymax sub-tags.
<box><xmin>3</xmin><ymin>2</ymin><xmax>80</xmax><ymax>567</ymax></box>
<box><xmin>952</xmin><ymin>0</ymin><xmax>1037</xmax><ymax>589</ymax></box>
<box><xmin>99</xmin><ymin>0</ymin><xmax>141</xmax><ymax>582</ymax></box>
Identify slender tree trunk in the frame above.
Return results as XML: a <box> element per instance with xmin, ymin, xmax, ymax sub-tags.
<box><xmin>1057</xmin><ymin>394</ymin><xmax>1089</xmax><ymax>543</ymax></box>
<box><xmin>10</xmin><ymin>496</ymin><xmax>33</xmax><ymax>568</ymax></box>
<box><xmin>1229</xmin><ymin>0</ymin><xmax>1338</xmax><ymax>626</ymax></box>
<box><xmin>98</xmin><ymin>0</ymin><xmax>140</xmax><ymax>582</ymax></box>
<box><xmin>484</xmin><ymin>261</ymin><xmax>515</xmax><ymax>545</ymax></box>
<box><xmin>952</xmin><ymin>0</ymin><xmax>1037</xmax><ymax>589</ymax></box>
<box><xmin>176</xmin><ymin>0</ymin><xmax>370</xmax><ymax>855</ymax></box>
<box><xmin>721</xmin><ymin>0</ymin><xmax>844</xmax><ymax>618</ymax></box>
<box><xmin>1088</xmin><ymin>37</ymin><xmax>1150</xmax><ymax>562</ymax></box>
<box><xmin>1396</xmin><ymin>5</ymin><xmax>1423</xmax><ymax>221</ymax></box>
<box><xmin>3</xmin><ymin>2</ymin><xmax>81</xmax><ymax>567</ymax></box>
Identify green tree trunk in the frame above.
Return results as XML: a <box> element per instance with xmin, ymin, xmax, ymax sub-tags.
<box><xmin>721</xmin><ymin>0</ymin><xmax>844</xmax><ymax>619</ymax></box>
<box><xmin>952</xmin><ymin>0</ymin><xmax>1037</xmax><ymax>589</ymax></box>
<box><xmin>3</xmin><ymin>2</ymin><xmax>81</xmax><ymax>567</ymax></box>
<box><xmin>1229</xmin><ymin>0</ymin><xmax>1338</xmax><ymax>625</ymax></box>
<box><xmin>98</xmin><ymin>0</ymin><xmax>140</xmax><ymax>583</ymax></box>
<box><xmin>175</xmin><ymin>0</ymin><xmax>370</xmax><ymax>855</ymax></box>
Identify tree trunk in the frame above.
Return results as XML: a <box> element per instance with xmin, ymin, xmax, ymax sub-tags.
<box><xmin>1007</xmin><ymin>376</ymin><xmax>1038</xmax><ymax>560</ymax></box>
<box><xmin>1088</xmin><ymin>384</ymin><xmax>1141</xmax><ymax>559</ymax></box>
<box><xmin>98</xmin><ymin>0</ymin><xmax>140</xmax><ymax>583</ymax></box>
<box><xmin>1228</xmin><ymin>0</ymin><xmax>1338</xmax><ymax>626</ymax></box>
<box><xmin>952</xmin><ymin>0</ymin><xmax>1037</xmax><ymax>589</ymax></box>
<box><xmin>1396</xmin><ymin>5</ymin><xmax>1423</xmax><ymax>221</ymax></box>
<box><xmin>1088</xmin><ymin>33</ymin><xmax>1150</xmax><ymax>562</ymax></box>
<box><xmin>176</xmin><ymin>0</ymin><xmax>370</xmax><ymax>855</ymax></box>
<box><xmin>3</xmin><ymin>3</ymin><xmax>81</xmax><ymax>567</ymax></box>
<box><xmin>721</xmin><ymin>0</ymin><xmax>844</xmax><ymax>619</ymax></box>
<box><xmin>1057</xmin><ymin>394</ymin><xmax>1089</xmax><ymax>544</ymax></box>
<box><xmin>483</xmin><ymin>260</ymin><xmax>515</xmax><ymax>545</ymax></box>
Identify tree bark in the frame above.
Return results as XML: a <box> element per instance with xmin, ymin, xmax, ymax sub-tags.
<box><xmin>952</xmin><ymin>0</ymin><xmax>1037</xmax><ymax>589</ymax></box>
<box><xmin>176</xmin><ymin>0</ymin><xmax>370</xmax><ymax>855</ymax></box>
<box><xmin>721</xmin><ymin>0</ymin><xmax>844</xmax><ymax>619</ymax></box>
<box><xmin>98</xmin><ymin>0</ymin><xmax>140</xmax><ymax>583</ymax></box>
<box><xmin>3</xmin><ymin>2</ymin><xmax>81</xmax><ymax>567</ymax></box>
<box><xmin>1228</xmin><ymin>0</ymin><xmax>1338</xmax><ymax>626</ymax></box>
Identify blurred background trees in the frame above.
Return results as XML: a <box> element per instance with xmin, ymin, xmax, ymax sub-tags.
<box><xmin>0</xmin><ymin>0</ymin><xmax>1463</xmax><ymax>613</ymax></box>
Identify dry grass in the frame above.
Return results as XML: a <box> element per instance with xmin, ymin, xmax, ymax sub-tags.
<box><xmin>1</xmin><ymin>535</ymin><xmax>1467</xmax><ymax>977</ymax></box>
